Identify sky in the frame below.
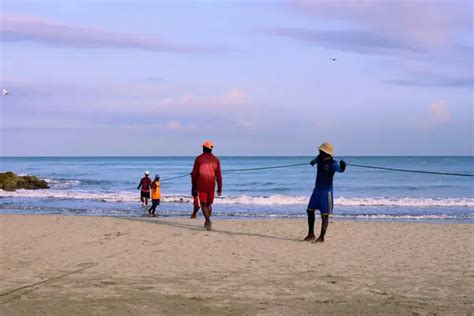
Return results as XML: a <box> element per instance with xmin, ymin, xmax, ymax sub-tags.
<box><xmin>0</xmin><ymin>0</ymin><xmax>472</xmax><ymax>156</ymax></box>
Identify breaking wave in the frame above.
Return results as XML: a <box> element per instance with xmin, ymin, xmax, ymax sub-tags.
<box><xmin>1</xmin><ymin>190</ymin><xmax>473</xmax><ymax>207</ymax></box>
<box><xmin>44</xmin><ymin>178</ymin><xmax>81</xmax><ymax>189</ymax></box>
<box><xmin>44</xmin><ymin>178</ymin><xmax>117</xmax><ymax>189</ymax></box>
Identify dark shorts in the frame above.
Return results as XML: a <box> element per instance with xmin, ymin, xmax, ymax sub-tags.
<box><xmin>152</xmin><ymin>199</ymin><xmax>160</xmax><ymax>206</ymax></box>
<box><xmin>307</xmin><ymin>189</ymin><xmax>333</xmax><ymax>215</ymax></box>
<box><xmin>198</xmin><ymin>191</ymin><xmax>215</xmax><ymax>205</ymax></box>
<box><xmin>141</xmin><ymin>191</ymin><xmax>150</xmax><ymax>199</ymax></box>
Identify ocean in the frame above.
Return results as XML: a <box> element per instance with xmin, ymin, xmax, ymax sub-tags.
<box><xmin>0</xmin><ymin>156</ymin><xmax>473</xmax><ymax>222</ymax></box>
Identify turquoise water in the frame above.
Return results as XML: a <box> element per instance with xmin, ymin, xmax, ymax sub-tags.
<box><xmin>0</xmin><ymin>156</ymin><xmax>473</xmax><ymax>222</ymax></box>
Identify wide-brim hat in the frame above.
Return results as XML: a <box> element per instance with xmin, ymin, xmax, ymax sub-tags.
<box><xmin>318</xmin><ymin>142</ymin><xmax>334</xmax><ymax>157</ymax></box>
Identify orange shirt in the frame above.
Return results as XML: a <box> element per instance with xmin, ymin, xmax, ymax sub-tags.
<box><xmin>151</xmin><ymin>180</ymin><xmax>161</xmax><ymax>200</ymax></box>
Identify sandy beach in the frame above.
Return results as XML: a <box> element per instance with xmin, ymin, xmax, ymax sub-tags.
<box><xmin>0</xmin><ymin>215</ymin><xmax>472</xmax><ymax>315</ymax></box>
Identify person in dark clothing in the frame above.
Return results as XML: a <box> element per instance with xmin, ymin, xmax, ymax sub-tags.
<box><xmin>304</xmin><ymin>142</ymin><xmax>346</xmax><ymax>242</ymax></box>
<box><xmin>137</xmin><ymin>171</ymin><xmax>152</xmax><ymax>206</ymax></box>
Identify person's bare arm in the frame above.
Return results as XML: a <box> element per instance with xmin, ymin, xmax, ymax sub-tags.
<box><xmin>191</xmin><ymin>158</ymin><xmax>199</xmax><ymax>196</ymax></box>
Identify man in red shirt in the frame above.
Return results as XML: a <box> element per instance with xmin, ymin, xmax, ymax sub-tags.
<box><xmin>191</xmin><ymin>141</ymin><xmax>222</xmax><ymax>231</ymax></box>
<box><xmin>137</xmin><ymin>170</ymin><xmax>152</xmax><ymax>206</ymax></box>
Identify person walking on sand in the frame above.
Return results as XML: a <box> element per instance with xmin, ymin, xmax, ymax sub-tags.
<box><xmin>137</xmin><ymin>171</ymin><xmax>152</xmax><ymax>206</ymax></box>
<box><xmin>191</xmin><ymin>141</ymin><xmax>222</xmax><ymax>230</ymax></box>
<box><xmin>304</xmin><ymin>142</ymin><xmax>346</xmax><ymax>242</ymax></box>
<box><xmin>148</xmin><ymin>174</ymin><xmax>161</xmax><ymax>217</ymax></box>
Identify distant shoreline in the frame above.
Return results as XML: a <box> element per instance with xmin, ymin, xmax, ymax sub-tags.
<box><xmin>0</xmin><ymin>212</ymin><xmax>472</xmax><ymax>224</ymax></box>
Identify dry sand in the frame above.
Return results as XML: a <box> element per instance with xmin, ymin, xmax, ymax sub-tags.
<box><xmin>1</xmin><ymin>215</ymin><xmax>473</xmax><ymax>315</ymax></box>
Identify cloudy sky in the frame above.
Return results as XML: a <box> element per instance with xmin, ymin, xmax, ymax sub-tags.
<box><xmin>1</xmin><ymin>0</ymin><xmax>472</xmax><ymax>156</ymax></box>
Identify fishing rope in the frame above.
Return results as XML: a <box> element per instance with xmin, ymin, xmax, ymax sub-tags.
<box><xmin>160</xmin><ymin>173</ymin><xmax>191</xmax><ymax>182</ymax></box>
<box><xmin>222</xmin><ymin>162</ymin><xmax>309</xmax><ymax>172</ymax></box>
<box><xmin>346</xmin><ymin>163</ymin><xmax>474</xmax><ymax>177</ymax></box>
<box><xmin>160</xmin><ymin>162</ymin><xmax>309</xmax><ymax>182</ymax></box>
<box><xmin>160</xmin><ymin>160</ymin><xmax>474</xmax><ymax>182</ymax></box>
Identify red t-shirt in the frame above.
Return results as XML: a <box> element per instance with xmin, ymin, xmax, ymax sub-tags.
<box><xmin>191</xmin><ymin>153</ymin><xmax>222</xmax><ymax>193</ymax></box>
<box><xmin>139</xmin><ymin>177</ymin><xmax>151</xmax><ymax>192</ymax></box>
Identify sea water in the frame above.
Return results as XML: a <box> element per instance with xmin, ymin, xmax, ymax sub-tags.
<box><xmin>0</xmin><ymin>156</ymin><xmax>473</xmax><ymax>222</ymax></box>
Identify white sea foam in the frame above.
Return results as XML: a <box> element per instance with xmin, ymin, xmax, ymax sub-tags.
<box><xmin>335</xmin><ymin>197</ymin><xmax>474</xmax><ymax>207</ymax></box>
<box><xmin>216</xmin><ymin>213</ymin><xmax>473</xmax><ymax>220</ymax></box>
<box><xmin>0</xmin><ymin>190</ymin><xmax>135</xmax><ymax>202</ymax></box>
<box><xmin>339</xmin><ymin>214</ymin><xmax>470</xmax><ymax>220</ymax></box>
<box><xmin>1</xmin><ymin>190</ymin><xmax>473</xmax><ymax>207</ymax></box>
<box><xmin>44</xmin><ymin>178</ymin><xmax>81</xmax><ymax>189</ymax></box>
<box><xmin>168</xmin><ymin>194</ymin><xmax>474</xmax><ymax>207</ymax></box>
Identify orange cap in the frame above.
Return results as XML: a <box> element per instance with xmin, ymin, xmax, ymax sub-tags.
<box><xmin>202</xmin><ymin>140</ymin><xmax>214</xmax><ymax>149</ymax></box>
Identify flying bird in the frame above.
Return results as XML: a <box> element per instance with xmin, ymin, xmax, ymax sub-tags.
<box><xmin>2</xmin><ymin>89</ymin><xmax>9</xmax><ymax>96</ymax></box>
<box><xmin>329</xmin><ymin>58</ymin><xmax>336</xmax><ymax>62</ymax></box>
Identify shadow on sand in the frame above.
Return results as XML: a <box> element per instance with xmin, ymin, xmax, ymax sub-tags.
<box><xmin>121</xmin><ymin>217</ymin><xmax>303</xmax><ymax>243</ymax></box>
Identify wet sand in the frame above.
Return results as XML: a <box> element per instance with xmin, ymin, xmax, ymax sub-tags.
<box><xmin>1</xmin><ymin>215</ymin><xmax>473</xmax><ymax>315</ymax></box>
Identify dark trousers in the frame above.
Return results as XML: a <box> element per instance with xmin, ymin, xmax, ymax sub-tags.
<box><xmin>148</xmin><ymin>199</ymin><xmax>160</xmax><ymax>214</ymax></box>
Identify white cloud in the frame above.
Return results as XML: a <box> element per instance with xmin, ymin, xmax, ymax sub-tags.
<box><xmin>289</xmin><ymin>1</ymin><xmax>471</xmax><ymax>49</ymax></box>
<box><xmin>275</xmin><ymin>0</ymin><xmax>473</xmax><ymax>84</ymax></box>
<box><xmin>167</xmin><ymin>120</ymin><xmax>183</xmax><ymax>129</ymax></box>
<box><xmin>430</xmin><ymin>100</ymin><xmax>451</xmax><ymax>123</ymax></box>
<box><xmin>0</xmin><ymin>15</ymin><xmax>226</xmax><ymax>53</ymax></box>
<box><xmin>217</xmin><ymin>87</ymin><xmax>248</xmax><ymax>105</ymax></box>
<box><xmin>160</xmin><ymin>87</ymin><xmax>248</xmax><ymax>109</ymax></box>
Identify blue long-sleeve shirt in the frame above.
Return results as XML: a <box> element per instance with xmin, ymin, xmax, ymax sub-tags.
<box><xmin>310</xmin><ymin>156</ymin><xmax>345</xmax><ymax>191</ymax></box>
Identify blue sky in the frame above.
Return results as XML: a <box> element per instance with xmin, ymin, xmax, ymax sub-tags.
<box><xmin>1</xmin><ymin>0</ymin><xmax>472</xmax><ymax>156</ymax></box>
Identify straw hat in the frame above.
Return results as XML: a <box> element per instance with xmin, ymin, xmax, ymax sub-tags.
<box><xmin>318</xmin><ymin>142</ymin><xmax>334</xmax><ymax>157</ymax></box>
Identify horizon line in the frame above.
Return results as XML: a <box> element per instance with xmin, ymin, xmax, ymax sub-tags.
<box><xmin>1</xmin><ymin>155</ymin><xmax>473</xmax><ymax>158</ymax></box>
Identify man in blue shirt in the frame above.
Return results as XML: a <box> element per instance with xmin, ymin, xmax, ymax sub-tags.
<box><xmin>304</xmin><ymin>142</ymin><xmax>346</xmax><ymax>242</ymax></box>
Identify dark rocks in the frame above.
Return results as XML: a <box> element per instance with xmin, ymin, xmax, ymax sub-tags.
<box><xmin>0</xmin><ymin>171</ymin><xmax>49</xmax><ymax>191</ymax></box>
